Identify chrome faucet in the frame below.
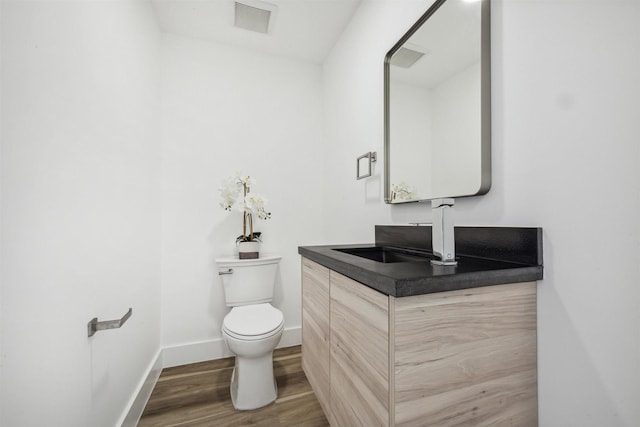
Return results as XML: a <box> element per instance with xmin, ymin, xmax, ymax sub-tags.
<box><xmin>430</xmin><ymin>198</ymin><xmax>457</xmax><ymax>266</ymax></box>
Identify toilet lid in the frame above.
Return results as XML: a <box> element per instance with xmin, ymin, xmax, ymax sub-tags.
<box><xmin>223</xmin><ymin>303</ymin><xmax>284</xmax><ymax>337</ymax></box>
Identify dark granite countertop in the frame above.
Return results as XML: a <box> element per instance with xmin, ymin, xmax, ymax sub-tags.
<box><xmin>298</xmin><ymin>226</ymin><xmax>544</xmax><ymax>297</ymax></box>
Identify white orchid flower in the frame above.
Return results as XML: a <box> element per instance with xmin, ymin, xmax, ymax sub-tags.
<box><xmin>218</xmin><ymin>180</ymin><xmax>239</xmax><ymax>210</ymax></box>
<box><xmin>391</xmin><ymin>181</ymin><xmax>416</xmax><ymax>201</ymax></box>
<box><xmin>235</xmin><ymin>172</ymin><xmax>255</xmax><ymax>188</ymax></box>
<box><xmin>244</xmin><ymin>193</ymin><xmax>270</xmax><ymax>220</ymax></box>
<box><xmin>219</xmin><ymin>172</ymin><xmax>271</xmax><ymax>241</ymax></box>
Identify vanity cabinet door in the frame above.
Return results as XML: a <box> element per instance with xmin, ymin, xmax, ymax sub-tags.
<box><xmin>392</xmin><ymin>283</ymin><xmax>538</xmax><ymax>426</ymax></box>
<box><xmin>301</xmin><ymin>258</ymin><xmax>331</xmax><ymax>419</ymax></box>
<box><xmin>330</xmin><ymin>271</ymin><xmax>390</xmax><ymax>427</ymax></box>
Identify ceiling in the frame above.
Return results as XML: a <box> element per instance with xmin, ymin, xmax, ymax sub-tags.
<box><xmin>152</xmin><ymin>0</ymin><xmax>362</xmax><ymax>63</ymax></box>
<box><xmin>391</xmin><ymin>0</ymin><xmax>481</xmax><ymax>88</ymax></box>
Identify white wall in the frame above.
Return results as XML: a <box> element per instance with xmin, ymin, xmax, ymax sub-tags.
<box><xmin>389</xmin><ymin>81</ymin><xmax>433</xmax><ymax>197</ymax></box>
<box><xmin>0</xmin><ymin>2</ymin><xmax>4</xmax><ymax>423</ymax></box>
<box><xmin>432</xmin><ymin>61</ymin><xmax>481</xmax><ymax>196</ymax></box>
<box><xmin>0</xmin><ymin>1</ymin><xmax>162</xmax><ymax>426</ymax></box>
<box><xmin>389</xmin><ymin>61</ymin><xmax>481</xmax><ymax>200</ymax></box>
<box><xmin>323</xmin><ymin>0</ymin><xmax>640</xmax><ymax>425</ymax></box>
<box><xmin>160</xmin><ymin>34</ymin><xmax>325</xmax><ymax>365</ymax></box>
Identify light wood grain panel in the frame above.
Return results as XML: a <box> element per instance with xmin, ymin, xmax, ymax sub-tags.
<box><xmin>396</xmin><ymin>283</ymin><xmax>536</xmax><ymax>330</ymax></box>
<box><xmin>388</xmin><ymin>295</ymin><xmax>396</xmax><ymax>427</ymax></box>
<box><xmin>330</xmin><ymin>271</ymin><xmax>389</xmax><ymax>427</ymax></box>
<box><xmin>393</xmin><ymin>282</ymin><xmax>537</xmax><ymax>427</ymax></box>
<box><xmin>302</xmin><ymin>258</ymin><xmax>330</xmax><ymax>333</ymax></box>
<box><xmin>396</xmin><ymin>370</ymin><xmax>538</xmax><ymax>426</ymax></box>
<box><xmin>301</xmin><ymin>258</ymin><xmax>332</xmax><ymax>420</ymax></box>
<box><xmin>395</xmin><ymin>331</ymin><xmax>536</xmax><ymax>401</ymax></box>
<box><xmin>395</xmin><ymin>283</ymin><xmax>536</xmax><ymax>353</ymax></box>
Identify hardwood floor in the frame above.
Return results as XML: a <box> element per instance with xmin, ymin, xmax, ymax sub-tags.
<box><xmin>139</xmin><ymin>345</ymin><xmax>329</xmax><ymax>427</ymax></box>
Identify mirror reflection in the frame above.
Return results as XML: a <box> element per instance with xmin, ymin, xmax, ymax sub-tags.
<box><xmin>384</xmin><ymin>0</ymin><xmax>491</xmax><ymax>204</ymax></box>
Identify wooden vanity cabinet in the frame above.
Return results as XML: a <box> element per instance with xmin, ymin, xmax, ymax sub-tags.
<box><xmin>301</xmin><ymin>257</ymin><xmax>538</xmax><ymax>427</ymax></box>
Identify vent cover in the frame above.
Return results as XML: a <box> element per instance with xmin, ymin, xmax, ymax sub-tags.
<box><xmin>234</xmin><ymin>1</ymin><xmax>276</xmax><ymax>34</ymax></box>
<box><xmin>390</xmin><ymin>47</ymin><xmax>428</xmax><ymax>68</ymax></box>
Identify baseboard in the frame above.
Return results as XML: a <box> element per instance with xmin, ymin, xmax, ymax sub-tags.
<box><xmin>119</xmin><ymin>348</ymin><xmax>163</xmax><ymax>427</ymax></box>
<box><xmin>162</xmin><ymin>326</ymin><xmax>301</xmax><ymax>368</ymax></box>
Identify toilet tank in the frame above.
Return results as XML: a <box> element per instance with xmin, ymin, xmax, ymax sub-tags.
<box><xmin>216</xmin><ymin>255</ymin><xmax>282</xmax><ymax>307</ymax></box>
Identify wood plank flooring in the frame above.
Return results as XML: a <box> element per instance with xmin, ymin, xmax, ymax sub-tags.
<box><xmin>139</xmin><ymin>345</ymin><xmax>329</xmax><ymax>427</ymax></box>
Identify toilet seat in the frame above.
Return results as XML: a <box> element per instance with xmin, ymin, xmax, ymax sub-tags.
<box><xmin>223</xmin><ymin>303</ymin><xmax>284</xmax><ymax>341</ymax></box>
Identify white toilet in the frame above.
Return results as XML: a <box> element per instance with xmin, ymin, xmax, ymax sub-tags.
<box><xmin>216</xmin><ymin>254</ymin><xmax>284</xmax><ymax>410</ymax></box>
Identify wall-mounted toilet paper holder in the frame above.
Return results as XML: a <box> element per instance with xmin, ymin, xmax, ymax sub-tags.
<box><xmin>88</xmin><ymin>308</ymin><xmax>132</xmax><ymax>337</ymax></box>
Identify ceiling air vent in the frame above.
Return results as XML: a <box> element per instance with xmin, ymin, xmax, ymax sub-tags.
<box><xmin>234</xmin><ymin>0</ymin><xmax>278</xmax><ymax>34</ymax></box>
<box><xmin>390</xmin><ymin>46</ymin><xmax>429</xmax><ymax>68</ymax></box>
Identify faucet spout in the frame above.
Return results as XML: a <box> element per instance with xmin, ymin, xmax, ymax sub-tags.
<box><xmin>431</xmin><ymin>198</ymin><xmax>457</xmax><ymax>266</ymax></box>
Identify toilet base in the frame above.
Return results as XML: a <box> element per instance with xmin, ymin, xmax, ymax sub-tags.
<box><xmin>229</xmin><ymin>352</ymin><xmax>278</xmax><ymax>410</ymax></box>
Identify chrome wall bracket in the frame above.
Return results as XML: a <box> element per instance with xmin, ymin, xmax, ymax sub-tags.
<box><xmin>88</xmin><ymin>308</ymin><xmax>132</xmax><ymax>337</ymax></box>
<box><xmin>357</xmin><ymin>151</ymin><xmax>377</xmax><ymax>180</ymax></box>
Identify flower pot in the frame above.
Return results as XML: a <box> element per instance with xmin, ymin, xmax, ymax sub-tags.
<box><xmin>238</xmin><ymin>241</ymin><xmax>260</xmax><ymax>259</ymax></box>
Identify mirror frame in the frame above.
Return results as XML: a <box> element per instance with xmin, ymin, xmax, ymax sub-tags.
<box><xmin>383</xmin><ymin>0</ymin><xmax>492</xmax><ymax>204</ymax></box>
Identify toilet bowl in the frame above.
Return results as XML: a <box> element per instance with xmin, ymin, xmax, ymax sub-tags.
<box><xmin>222</xmin><ymin>303</ymin><xmax>284</xmax><ymax>410</ymax></box>
<box><xmin>216</xmin><ymin>255</ymin><xmax>284</xmax><ymax>410</ymax></box>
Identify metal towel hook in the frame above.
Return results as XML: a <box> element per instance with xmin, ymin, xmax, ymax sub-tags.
<box><xmin>88</xmin><ymin>308</ymin><xmax>132</xmax><ymax>337</ymax></box>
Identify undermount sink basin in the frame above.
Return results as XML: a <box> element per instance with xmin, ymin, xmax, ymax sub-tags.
<box><xmin>335</xmin><ymin>246</ymin><xmax>432</xmax><ymax>263</ymax></box>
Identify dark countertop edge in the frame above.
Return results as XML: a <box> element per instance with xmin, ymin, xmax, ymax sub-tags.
<box><xmin>298</xmin><ymin>245</ymin><xmax>543</xmax><ymax>298</ymax></box>
<box><xmin>393</xmin><ymin>266</ymin><xmax>543</xmax><ymax>297</ymax></box>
